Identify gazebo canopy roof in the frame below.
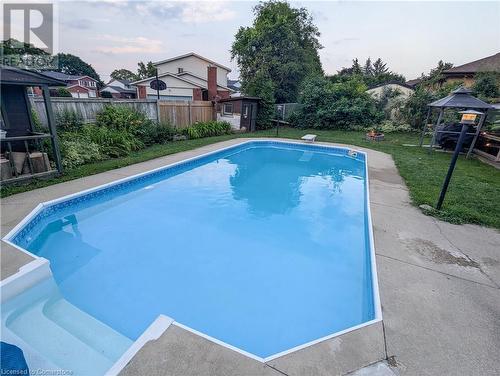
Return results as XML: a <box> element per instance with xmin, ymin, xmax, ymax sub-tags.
<box><xmin>0</xmin><ymin>65</ymin><xmax>66</xmax><ymax>87</ymax></box>
<box><xmin>429</xmin><ymin>87</ymin><xmax>494</xmax><ymax>109</ymax></box>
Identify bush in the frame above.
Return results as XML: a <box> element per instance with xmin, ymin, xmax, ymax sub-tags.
<box><xmin>473</xmin><ymin>72</ymin><xmax>499</xmax><ymax>99</ymax></box>
<box><xmin>134</xmin><ymin>121</ymin><xmax>176</xmax><ymax>146</ymax></box>
<box><xmin>60</xmin><ymin>138</ymin><xmax>102</xmax><ymax>169</ymax></box>
<box><xmin>81</xmin><ymin>125</ymin><xmax>144</xmax><ymax>158</ymax></box>
<box><xmin>100</xmin><ymin>91</ymin><xmax>113</xmax><ymax>98</ymax></box>
<box><xmin>182</xmin><ymin>121</ymin><xmax>232</xmax><ymax>139</ymax></box>
<box><xmin>95</xmin><ymin>105</ymin><xmax>150</xmax><ymax>134</ymax></box>
<box><xmin>56</xmin><ymin>109</ymin><xmax>84</xmax><ymax>132</ymax></box>
<box><xmin>50</xmin><ymin>87</ymin><xmax>72</xmax><ymax>97</ymax></box>
<box><xmin>291</xmin><ymin>76</ymin><xmax>383</xmax><ymax>129</ymax></box>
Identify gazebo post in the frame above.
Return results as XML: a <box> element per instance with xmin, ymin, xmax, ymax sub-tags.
<box><xmin>428</xmin><ymin>107</ymin><xmax>444</xmax><ymax>153</ymax></box>
<box><xmin>466</xmin><ymin>111</ymin><xmax>488</xmax><ymax>159</ymax></box>
<box><xmin>42</xmin><ymin>85</ymin><xmax>63</xmax><ymax>173</ymax></box>
<box><xmin>419</xmin><ymin>107</ymin><xmax>432</xmax><ymax>146</ymax></box>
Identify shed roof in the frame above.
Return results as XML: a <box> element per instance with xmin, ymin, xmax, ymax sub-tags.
<box><xmin>429</xmin><ymin>87</ymin><xmax>495</xmax><ymax>109</ymax></box>
<box><xmin>0</xmin><ymin>65</ymin><xmax>66</xmax><ymax>86</ymax></box>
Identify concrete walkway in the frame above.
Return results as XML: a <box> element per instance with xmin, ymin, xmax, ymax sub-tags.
<box><xmin>1</xmin><ymin>138</ymin><xmax>499</xmax><ymax>375</ymax></box>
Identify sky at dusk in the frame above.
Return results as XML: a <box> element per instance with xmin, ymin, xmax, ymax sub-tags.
<box><xmin>53</xmin><ymin>0</ymin><xmax>500</xmax><ymax>82</ymax></box>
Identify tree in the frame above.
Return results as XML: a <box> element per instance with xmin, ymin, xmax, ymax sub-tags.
<box><xmin>110</xmin><ymin>69</ymin><xmax>138</xmax><ymax>82</ymax></box>
<box><xmin>55</xmin><ymin>53</ymin><xmax>103</xmax><ymax>86</ymax></box>
<box><xmin>244</xmin><ymin>70</ymin><xmax>276</xmax><ymax>129</ymax></box>
<box><xmin>335</xmin><ymin>57</ymin><xmax>404</xmax><ymax>87</ymax></box>
<box><xmin>472</xmin><ymin>72</ymin><xmax>499</xmax><ymax>99</ymax></box>
<box><xmin>137</xmin><ymin>61</ymin><xmax>156</xmax><ymax>79</ymax></box>
<box><xmin>363</xmin><ymin>58</ymin><xmax>373</xmax><ymax>76</ymax></box>
<box><xmin>372</xmin><ymin>58</ymin><xmax>388</xmax><ymax>75</ymax></box>
<box><xmin>0</xmin><ymin>38</ymin><xmax>48</xmax><ymax>56</ymax></box>
<box><xmin>418</xmin><ymin>60</ymin><xmax>453</xmax><ymax>88</ymax></box>
<box><xmin>231</xmin><ymin>0</ymin><xmax>323</xmax><ymax>103</ymax></box>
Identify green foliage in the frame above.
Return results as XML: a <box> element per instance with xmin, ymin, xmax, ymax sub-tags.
<box><xmin>401</xmin><ymin>88</ymin><xmax>436</xmax><ymax>130</ymax></box>
<box><xmin>50</xmin><ymin>87</ymin><xmax>72</xmax><ymax>97</ymax></box>
<box><xmin>291</xmin><ymin>76</ymin><xmax>382</xmax><ymax>129</ymax></box>
<box><xmin>55</xmin><ymin>53</ymin><xmax>103</xmax><ymax>86</ymax></box>
<box><xmin>334</xmin><ymin>57</ymin><xmax>405</xmax><ymax>87</ymax></box>
<box><xmin>80</xmin><ymin>125</ymin><xmax>144</xmax><ymax>157</ymax></box>
<box><xmin>417</xmin><ymin>60</ymin><xmax>454</xmax><ymax>89</ymax></box>
<box><xmin>135</xmin><ymin>122</ymin><xmax>176</xmax><ymax>146</ymax></box>
<box><xmin>182</xmin><ymin>121</ymin><xmax>232</xmax><ymax>139</ymax></box>
<box><xmin>137</xmin><ymin>61</ymin><xmax>156</xmax><ymax>79</ymax></box>
<box><xmin>100</xmin><ymin>91</ymin><xmax>113</xmax><ymax>98</ymax></box>
<box><xmin>231</xmin><ymin>0</ymin><xmax>323</xmax><ymax>103</ymax></box>
<box><xmin>30</xmin><ymin>109</ymin><xmax>44</xmax><ymax>132</ymax></box>
<box><xmin>56</xmin><ymin>109</ymin><xmax>84</xmax><ymax>132</ymax></box>
<box><xmin>60</xmin><ymin>138</ymin><xmax>103</xmax><ymax>169</ymax></box>
<box><xmin>110</xmin><ymin>69</ymin><xmax>138</xmax><ymax>82</ymax></box>
<box><xmin>0</xmin><ymin>38</ymin><xmax>48</xmax><ymax>56</ymax></box>
<box><xmin>96</xmin><ymin>105</ymin><xmax>149</xmax><ymax>133</ymax></box>
<box><xmin>244</xmin><ymin>70</ymin><xmax>276</xmax><ymax>129</ymax></box>
<box><xmin>472</xmin><ymin>72</ymin><xmax>500</xmax><ymax>99</ymax></box>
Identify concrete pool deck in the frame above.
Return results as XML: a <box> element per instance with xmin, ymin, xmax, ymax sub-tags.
<box><xmin>1</xmin><ymin>138</ymin><xmax>499</xmax><ymax>375</ymax></box>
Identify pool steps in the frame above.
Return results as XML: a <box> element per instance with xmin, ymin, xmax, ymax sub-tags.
<box><xmin>1</xmin><ymin>265</ymin><xmax>133</xmax><ymax>375</ymax></box>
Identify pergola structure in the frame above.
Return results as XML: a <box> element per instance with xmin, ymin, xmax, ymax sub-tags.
<box><xmin>419</xmin><ymin>87</ymin><xmax>495</xmax><ymax>158</ymax></box>
<box><xmin>1</xmin><ymin>65</ymin><xmax>65</xmax><ymax>183</ymax></box>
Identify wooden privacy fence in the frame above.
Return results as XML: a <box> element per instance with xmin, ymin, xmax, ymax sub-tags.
<box><xmin>158</xmin><ymin>101</ymin><xmax>214</xmax><ymax>128</ymax></box>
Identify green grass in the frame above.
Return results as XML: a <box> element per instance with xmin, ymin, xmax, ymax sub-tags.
<box><xmin>2</xmin><ymin>128</ymin><xmax>499</xmax><ymax>229</ymax></box>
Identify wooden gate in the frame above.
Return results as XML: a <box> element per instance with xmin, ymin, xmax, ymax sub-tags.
<box><xmin>158</xmin><ymin>101</ymin><xmax>214</xmax><ymax>128</ymax></box>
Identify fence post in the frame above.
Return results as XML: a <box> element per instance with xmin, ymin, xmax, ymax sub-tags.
<box><xmin>188</xmin><ymin>101</ymin><xmax>192</xmax><ymax>125</ymax></box>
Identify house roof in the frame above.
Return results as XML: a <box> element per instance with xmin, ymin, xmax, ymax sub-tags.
<box><xmin>153</xmin><ymin>52</ymin><xmax>231</xmax><ymax>72</ymax></box>
<box><xmin>442</xmin><ymin>52</ymin><xmax>500</xmax><ymax>75</ymax></box>
<box><xmin>367</xmin><ymin>81</ymin><xmax>414</xmax><ymax>90</ymax></box>
<box><xmin>0</xmin><ymin>65</ymin><xmax>67</xmax><ymax>86</ymax></box>
<box><xmin>42</xmin><ymin>71</ymin><xmax>98</xmax><ymax>82</ymax></box>
<box><xmin>102</xmin><ymin>85</ymin><xmax>136</xmax><ymax>94</ymax></box>
<box><xmin>406</xmin><ymin>78</ymin><xmax>422</xmax><ymax>87</ymax></box>
<box><xmin>131</xmin><ymin>72</ymin><xmax>207</xmax><ymax>87</ymax></box>
<box><xmin>227</xmin><ymin>79</ymin><xmax>241</xmax><ymax>91</ymax></box>
<box><xmin>107</xmin><ymin>78</ymin><xmax>132</xmax><ymax>86</ymax></box>
<box><xmin>219</xmin><ymin>96</ymin><xmax>260</xmax><ymax>103</ymax></box>
<box><xmin>176</xmin><ymin>71</ymin><xmax>234</xmax><ymax>91</ymax></box>
<box><xmin>132</xmin><ymin>72</ymin><xmax>232</xmax><ymax>91</ymax></box>
<box><xmin>429</xmin><ymin>87</ymin><xmax>495</xmax><ymax>109</ymax></box>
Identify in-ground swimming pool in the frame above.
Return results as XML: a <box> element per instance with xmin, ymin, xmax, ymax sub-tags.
<box><xmin>4</xmin><ymin>141</ymin><xmax>380</xmax><ymax>364</ymax></box>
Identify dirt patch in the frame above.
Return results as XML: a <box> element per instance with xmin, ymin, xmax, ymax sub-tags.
<box><xmin>405</xmin><ymin>238</ymin><xmax>480</xmax><ymax>268</ymax></box>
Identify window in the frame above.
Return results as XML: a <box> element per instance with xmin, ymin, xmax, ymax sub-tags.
<box><xmin>222</xmin><ymin>103</ymin><xmax>233</xmax><ymax>116</ymax></box>
<box><xmin>178</xmin><ymin>67</ymin><xmax>184</xmax><ymax>73</ymax></box>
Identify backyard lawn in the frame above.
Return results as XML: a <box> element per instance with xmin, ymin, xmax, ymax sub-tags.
<box><xmin>1</xmin><ymin>128</ymin><xmax>499</xmax><ymax>229</ymax></box>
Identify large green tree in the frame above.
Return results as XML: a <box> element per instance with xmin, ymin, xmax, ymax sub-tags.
<box><xmin>110</xmin><ymin>69</ymin><xmax>138</xmax><ymax>82</ymax></box>
<box><xmin>136</xmin><ymin>61</ymin><xmax>156</xmax><ymax>79</ymax></box>
<box><xmin>231</xmin><ymin>0</ymin><xmax>323</xmax><ymax>103</ymax></box>
<box><xmin>335</xmin><ymin>57</ymin><xmax>405</xmax><ymax>87</ymax></box>
<box><xmin>55</xmin><ymin>53</ymin><xmax>103</xmax><ymax>86</ymax></box>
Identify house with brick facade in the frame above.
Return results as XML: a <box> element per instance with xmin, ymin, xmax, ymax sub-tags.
<box><xmin>132</xmin><ymin>53</ymin><xmax>233</xmax><ymax>101</ymax></box>
<box><xmin>39</xmin><ymin>71</ymin><xmax>99</xmax><ymax>98</ymax></box>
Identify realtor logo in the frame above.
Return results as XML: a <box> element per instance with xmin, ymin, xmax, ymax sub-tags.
<box><xmin>2</xmin><ymin>2</ymin><xmax>58</xmax><ymax>68</ymax></box>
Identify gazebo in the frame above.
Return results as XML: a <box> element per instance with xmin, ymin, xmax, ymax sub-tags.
<box><xmin>1</xmin><ymin>65</ymin><xmax>65</xmax><ymax>183</ymax></box>
<box><xmin>419</xmin><ymin>87</ymin><xmax>495</xmax><ymax>158</ymax></box>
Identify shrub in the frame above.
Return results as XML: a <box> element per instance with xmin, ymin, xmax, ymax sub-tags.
<box><xmin>95</xmin><ymin>105</ymin><xmax>149</xmax><ymax>133</ymax></box>
<box><xmin>60</xmin><ymin>138</ymin><xmax>102</xmax><ymax>169</ymax></box>
<box><xmin>134</xmin><ymin>121</ymin><xmax>176</xmax><ymax>146</ymax></box>
<box><xmin>473</xmin><ymin>72</ymin><xmax>499</xmax><ymax>99</ymax></box>
<box><xmin>100</xmin><ymin>91</ymin><xmax>113</xmax><ymax>98</ymax></box>
<box><xmin>56</xmin><ymin>109</ymin><xmax>84</xmax><ymax>132</ymax></box>
<box><xmin>182</xmin><ymin>121</ymin><xmax>232</xmax><ymax>139</ymax></box>
<box><xmin>50</xmin><ymin>87</ymin><xmax>72</xmax><ymax>97</ymax></box>
<box><xmin>291</xmin><ymin>76</ymin><xmax>383</xmax><ymax>129</ymax></box>
<box><xmin>81</xmin><ymin>125</ymin><xmax>144</xmax><ymax>158</ymax></box>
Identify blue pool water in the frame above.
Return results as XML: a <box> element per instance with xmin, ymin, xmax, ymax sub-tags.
<box><xmin>10</xmin><ymin>142</ymin><xmax>375</xmax><ymax>358</ymax></box>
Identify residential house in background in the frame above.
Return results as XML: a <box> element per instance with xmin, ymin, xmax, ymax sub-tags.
<box><xmin>101</xmin><ymin>79</ymin><xmax>137</xmax><ymax>99</ymax></box>
<box><xmin>405</xmin><ymin>78</ymin><xmax>422</xmax><ymax>88</ymax></box>
<box><xmin>39</xmin><ymin>71</ymin><xmax>99</xmax><ymax>98</ymax></box>
<box><xmin>441</xmin><ymin>52</ymin><xmax>500</xmax><ymax>87</ymax></box>
<box><xmin>366</xmin><ymin>82</ymin><xmax>415</xmax><ymax>99</ymax></box>
<box><xmin>132</xmin><ymin>53</ymin><xmax>233</xmax><ymax>101</ymax></box>
<box><xmin>227</xmin><ymin>79</ymin><xmax>242</xmax><ymax>97</ymax></box>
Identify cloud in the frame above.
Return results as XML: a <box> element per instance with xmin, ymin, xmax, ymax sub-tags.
<box><xmin>61</xmin><ymin>18</ymin><xmax>92</xmax><ymax>30</ymax></box>
<box><xmin>93</xmin><ymin>35</ymin><xmax>164</xmax><ymax>54</ymax></box>
<box><xmin>87</xmin><ymin>0</ymin><xmax>236</xmax><ymax>23</ymax></box>
<box><xmin>331</xmin><ymin>37</ymin><xmax>360</xmax><ymax>46</ymax></box>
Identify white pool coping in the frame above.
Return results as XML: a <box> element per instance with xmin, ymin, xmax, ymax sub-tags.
<box><xmin>1</xmin><ymin>139</ymin><xmax>383</xmax><ymax>369</ymax></box>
